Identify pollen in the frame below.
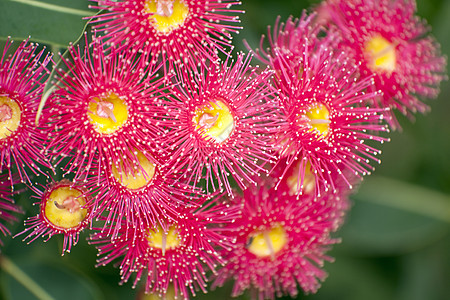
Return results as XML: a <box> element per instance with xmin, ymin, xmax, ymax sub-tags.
<box><xmin>364</xmin><ymin>35</ymin><xmax>397</xmax><ymax>73</ymax></box>
<box><xmin>147</xmin><ymin>225</ymin><xmax>180</xmax><ymax>255</ymax></box>
<box><xmin>246</xmin><ymin>225</ymin><xmax>287</xmax><ymax>259</ymax></box>
<box><xmin>286</xmin><ymin>160</ymin><xmax>315</xmax><ymax>195</ymax></box>
<box><xmin>144</xmin><ymin>0</ymin><xmax>189</xmax><ymax>34</ymax></box>
<box><xmin>87</xmin><ymin>93</ymin><xmax>128</xmax><ymax>134</ymax></box>
<box><xmin>304</xmin><ymin>102</ymin><xmax>330</xmax><ymax>138</ymax></box>
<box><xmin>193</xmin><ymin>100</ymin><xmax>234</xmax><ymax>143</ymax></box>
<box><xmin>0</xmin><ymin>96</ymin><xmax>21</xmax><ymax>139</ymax></box>
<box><xmin>44</xmin><ymin>186</ymin><xmax>88</xmax><ymax>229</ymax></box>
<box><xmin>112</xmin><ymin>150</ymin><xmax>156</xmax><ymax>190</ymax></box>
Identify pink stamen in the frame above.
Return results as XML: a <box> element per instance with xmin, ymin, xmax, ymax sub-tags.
<box><xmin>96</xmin><ymin>101</ymin><xmax>117</xmax><ymax>122</ymax></box>
<box><xmin>54</xmin><ymin>196</ymin><xmax>81</xmax><ymax>213</ymax></box>
<box><xmin>0</xmin><ymin>104</ymin><xmax>12</xmax><ymax>122</ymax></box>
<box><xmin>156</xmin><ymin>0</ymin><xmax>175</xmax><ymax>17</ymax></box>
<box><xmin>198</xmin><ymin>112</ymin><xmax>219</xmax><ymax>130</ymax></box>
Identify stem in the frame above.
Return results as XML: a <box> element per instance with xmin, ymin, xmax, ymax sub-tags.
<box><xmin>0</xmin><ymin>256</ymin><xmax>56</xmax><ymax>300</ymax></box>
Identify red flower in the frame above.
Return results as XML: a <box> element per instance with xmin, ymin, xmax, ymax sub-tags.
<box><xmin>157</xmin><ymin>54</ymin><xmax>279</xmax><ymax>195</ymax></box>
<box><xmin>44</xmin><ymin>36</ymin><xmax>167</xmax><ymax>180</ymax></box>
<box><xmin>91</xmin><ymin>199</ymin><xmax>240</xmax><ymax>299</ymax></box>
<box><xmin>88</xmin><ymin>147</ymin><xmax>202</xmax><ymax>240</ymax></box>
<box><xmin>89</xmin><ymin>0</ymin><xmax>242</xmax><ymax>73</ymax></box>
<box><xmin>213</xmin><ymin>182</ymin><xmax>347</xmax><ymax>299</ymax></box>
<box><xmin>319</xmin><ymin>0</ymin><xmax>447</xmax><ymax>129</ymax></box>
<box><xmin>251</xmin><ymin>14</ymin><xmax>389</xmax><ymax>196</ymax></box>
<box><xmin>0</xmin><ymin>39</ymin><xmax>52</xmax><ymax>183</ymax></box>
<box><xmin>17</xmin><ymin>180</ymin><xmax>93</xmax><ymax>254</ymax></box>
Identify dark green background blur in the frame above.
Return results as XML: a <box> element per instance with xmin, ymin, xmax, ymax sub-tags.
<box><xmin>0</xmin><ymin>0</ymin><xmax>449</xmax><ymax>299</ymax></box>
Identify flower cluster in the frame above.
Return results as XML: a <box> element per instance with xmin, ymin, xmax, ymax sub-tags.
<box><xmin>0</xmin><ymin>0</ymin><xmax>446</xmax><ymax>299</ymax></box>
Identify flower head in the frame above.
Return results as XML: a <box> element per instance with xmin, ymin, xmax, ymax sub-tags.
<box><xmin>17</xmin><ymin>180</ymin><xmax>93</xmax><ymax>254</ymax></box>
<box><xmin>91</xmin><ymin>199</ymin><xmax>240</xmax><ymax>299</ymax></box>
<box><xmin>44</xmin><ymin>35</ymin><xmax>167</xmax><ymax>180</ymax></box>
<box><xmin>319</xmin><ymin>0</ymin><xmax>447</xmax><ymax>129</ymax></box>
<box><xmin>89</xmin><ymin>0</ymin><xmax>243</xmax><ymax>73</ymax></box>
<box><xmin>158</xmin><ymin>53</ymin><xmax>278</xmax><ymax>195</ymax></box>
<box><xmin>213</xmin><ymin>182</ymin><xmax>346</xmax><ymax>299</ymax></box>
<box><xmin>0</xmin><ymin>39</ymin><xmax>52</xmax><ymax>183</ymax></box>
<box><xmin>88</xmin><ymin>147</ymin><xmax>202</xmax><ymax>240</ymax></box>
<box><xmin>251</xmin><ymin>14</ymin><xmax>389</xmax><ymax>196</ymax></box>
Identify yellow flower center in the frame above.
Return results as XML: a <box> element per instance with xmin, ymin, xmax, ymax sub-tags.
<box><xmin>87</xmin><ymin>93</ymin><xmax>128</xmax><ymax>134</ymax></box>
<box><xmin>0</xmin><ymin>96</ymin><xmax>21</xmax><ymax>140</ymax></box>
<box><xmin>304</xmin><ymin>102</ymin><xmax>330</xmax><ymax>138</ymax></box>
<box><xmin>142</xmin><ymin>286</ymin><xmax>176</xmax><ymax>300</ymax></box>
<box><xmin>112</xmin><ymin>150</ymin><xmax>156</xmax><ymax>190</ymax></box>
<box><xmin>247</xmin><ymin>225</ymin><xmax>287</xmax><ymax>259</ymax></box>
<box><xmin>147</xmin><ymin>225</ymin><xmax>180</xmax><ymax>255</ymax></box>
<box><xmin>364</xmin><ymin>35</ymin><xmax>397</xmax><ymax>73</ymax></box>
<box><xmin>286</xmin><ymin>160</ymin><xmax>315</xmax><ymax>195</ymax></box>
<box><xmin>144</xmin><ymin>0</ymin><xmax>189</xmax><ymax>34</ymax></box>
<box><xmin>193</xmin><ymin>100</ymin><xmax>234</xmax><ymax>143</ymax></box>
<box><xmin>44</xmin><ymin>186</ymin><xmax>88</xmax><ymax>229</ymax></box>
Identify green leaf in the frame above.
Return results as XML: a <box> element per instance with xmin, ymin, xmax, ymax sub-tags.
<box><xmin>0</xmin><ymin>0</ymin><xmax>94</xmax><ymax>47</ymax></box>
<box><xmin>35</xmin><ymin>11</ymin><xmax>100</xmax><ymax>125</ymax></box>
<box><xmin>355</xmin><ymin>176</ymin><xmax>450</xmax><ymax>223</ymax></box>
<box><xmin>338</xmin><ymin>176</ymin><xmax>450</xmax><ymax>255</ymax></box>
<box><xmin>1</xmin><ymin>257</ymin><xmax>101</xmax><ymax>300</ymax></box>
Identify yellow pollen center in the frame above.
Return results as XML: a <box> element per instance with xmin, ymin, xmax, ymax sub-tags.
<box><xmin>112</xmin><ymin>151</ymin><xmax>156</xmax><ymax>190</ymax></box>
<box><xmin>286</xmin><ymin>161</ymin><xmax>315</xmax><ymax>195</ymax></box>
<box><xmin>364</xmin><ymin>35</ymin><xmax>397</xmax><ymax>73</ymax></box>
<box><xmin>305</xmin><ymin>103</ymin><xmax>330</xmax><ymax>138</ymax></box>
<box><xmin>193</xmin><ymin>100</ymin><xmax>234</xmax><ymax>143</ymax></box>
<box><xmin>44</xmin><ymin>186</ymin><xmax>88</xmax><ymax>229</ymax></box>
<box><xmin>0</xmin><ymin>96</ymin><xmax>21</xmax><ymax>139</ymax></box>
<box><xmin>247</xmin><ymin>225</ymin><xmax>287</xmax><ymax>259</ymax></box>
<box><xmin>147</xmin><ymin>225</ymin><xmax>180</xmax><ymax>255</ymax></box>
<box><xmin>87</xmin><ymin>93</ymin><xmax>128</xmax><ymax>134</ymax></box>
<box><xmin>143</xmin><ymin>286</ymin><xmax>176</xmax><ymax>300</ymax></box>
<box><xmin>144</xmin><ymin>0</ymin><xmax>189</xmax><ymax>34</ymax></box>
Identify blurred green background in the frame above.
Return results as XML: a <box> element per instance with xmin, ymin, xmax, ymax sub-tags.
<box><xmin>0</xmin><ymin>0</ymin><xmax>449</xmax><ymax>299</ymax></box>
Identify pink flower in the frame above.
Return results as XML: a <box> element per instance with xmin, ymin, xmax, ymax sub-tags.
<box><xmin>250</xmin><ymin>14</ymin><xmax>389</xmax><ymax>196</ymax></box>
<box><xmin>0</xmin><ymin>39</ymin><xmax>52</xmax><ymax>183</ymax></box>
<box><xmin>91</xmin><ymin>199</ymin><xmax>240</xmax><ymax>299</ymax></box>
<box><xmin>270</xmin><ymin>156</ymin><xmax>359</xmax><ymax>200</ymax></box>
<box><xmin>89</xmin><ymin>0</ymin><xmax>242</xmax><ymax>73</ymax></box>
<box><xmin>17</xmin><ymin>180</ymin><xmax>93</xmax><ymax>254</ymax></box>
<box><xmin>318</xmin><ymin>0</ymin><xmax>447</xmax><ymax>129</ymax></box>
<box><xmin>157</xmin><ymin>54</ymin><xmax>279</xmax><ymax>195</ymax></box>
<box><xmin>213</xmin><ymin>182</ymin><xmax>346</xmax><ymax>299</ymax></box>
<box><xmin>88</xmin><ymin>148</ymin><xmax>202</xmax><ymax>240</ymax></box>
<box><xmin>44</xmin><ymin>36</ymin><xmax>167</xmax><ymax>180</ymax></box>
<box><xmin>0</xmin><ymin>173</ymin><xmax>22</xmax><ymax>245</ymax></box>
